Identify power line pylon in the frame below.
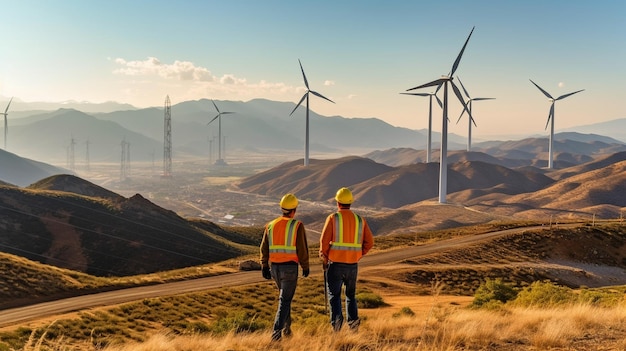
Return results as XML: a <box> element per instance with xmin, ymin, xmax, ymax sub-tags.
<box><xmin>163</xmin><ymin>95</ymin><xmax>172</xmax><ymax>177</ymax></box>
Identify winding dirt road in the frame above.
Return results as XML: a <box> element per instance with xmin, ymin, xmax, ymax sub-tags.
<box><xmin>0</xmin><ymin>225</ymin><xmax>555</xmax><ymax>328</ymax></box>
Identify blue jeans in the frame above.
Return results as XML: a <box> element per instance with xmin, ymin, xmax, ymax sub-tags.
<box><xmin>270</xmin><ymin>263</ymin><xmax>298</xmax><ymax>340</ymax></box>
<box><xmin>326</xmin><ymin>262</ymin><xmax>359</xmax><ymax>331</ymax></box>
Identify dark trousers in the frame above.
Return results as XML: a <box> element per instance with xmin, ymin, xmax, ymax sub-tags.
<box><xmin>270</xmin><ymin>263</ymin><xmax>298</xmax><ymax>340</ymax></box>
<box><xmin>326</xmin><ymin>262</ymin><xmax>359</xmax><ymax>331</ymax></box>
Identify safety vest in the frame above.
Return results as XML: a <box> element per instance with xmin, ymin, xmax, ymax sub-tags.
<box><xmin>267</xmin><ymin>217</ymin><xmax>300</xmax><ymax>263</ymax></box>
<box><xmin>329</xmin><ymin>211</ymin><xmax>364</xmax><ymax>263</ymax></box>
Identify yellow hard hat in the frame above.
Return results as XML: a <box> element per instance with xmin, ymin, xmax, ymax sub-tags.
<box><xmin>335</xmin><ymin>187</ymin><xmax>353</xmax><ymax>205</ymax></box>
<box><xmin>280</xmin><ymin>193</ymin><xmax>298</xmax><ymax>210</ymax></box>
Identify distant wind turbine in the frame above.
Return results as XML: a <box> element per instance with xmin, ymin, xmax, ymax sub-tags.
<box><xmin>530</xmin><ymin>79</ymin><xmax>584</xmax><ymax>169</ymax></box>
<box><xmin>405</xmin><ymin>27</ymin><xmax>475</xmax><ymax>204</ymax></box>
<box><xmin>456</xmin><ymin>77</ymin><xmax>494</xmax><ymax>151</ymax></box>
<box><xmin>207</xmin><ymin>100</ymin><xmax>234</xmax><ymax>166</ymax></box>
<box><xmin>401</xmin><ymin>86</ymin><xmax>442</xmax><ymax>163</ymax></box>
<box><xmin>2</xmin><ymin>97</ymin><xmax>13</xmax><ymax>150</ymax></box>
<box><xmin>290</xmin><ymin>59</ymin><xmax>335</xmax><ymax>166</ymax></box>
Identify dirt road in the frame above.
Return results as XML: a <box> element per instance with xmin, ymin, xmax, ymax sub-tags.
<box><xmin>0</xmin><ymin>225</ymin><xmax>550</xmax><ymax>328</ymax></box>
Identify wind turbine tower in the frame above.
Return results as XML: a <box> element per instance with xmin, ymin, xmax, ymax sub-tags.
<box><xmin>405</xmin><ymin>27</ymin><xmax>475</xmax><ymax>204</ymax></box>
<box><xmin>530</xmin><ymin>80</ymin><xmax>584</xmax><ymax>169</ymax></box>
<box><xmin>163</xmin><ymin>95</ymin><xmax>172</xmax><ymax>177</ymax></box>
<box><xmin>290</xmin><ymin>59</ymin><xmax>335</xmax><ymax>166</ymax></box>
<box><xmin>456</xmin><ymin>77</ymin><xmax>494</xmax><ymax>151</ymax></box>
<box><xmin>207</xmin><ymin>100</ymin><xmax>234</xmax><ymax>166</ymax></box>
<box><xmin>401</xmin><ymin>87</ymin><xmax>442</xmax><ymax>163</ymax></box>
<box><xmin>2</xmin><ymin>97</ymin><xmax>13</xmax><ymax>150</ymax></box>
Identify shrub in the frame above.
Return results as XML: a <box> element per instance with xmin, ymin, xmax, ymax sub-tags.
<box><xmin>512</xmin><ymin>281</ymin><xmax>576</xmax><ymax>307</ymax></box>
<box><xmin>210</xmin><ymin>311</ymin><xmax>268</xmax><ymax>334</ymax></box>
<box><xmin>393</xmin><ymin>306</ymin><xmax>415</xmax><ymax>318</ymax></box>
<box><xmin>356</xmin><ymin>292</ymin><xmax>387</xmax><ymax>308</ymax></box>
<box><xmin>472</xmin><ymin>278</ymin><xmax>518</xmax><ymax>308</ymax></box>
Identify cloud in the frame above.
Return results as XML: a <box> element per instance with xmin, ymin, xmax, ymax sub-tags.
<box><xmin>324</xmin><ymin>80</ymin><xmax>335</xmax><ymax>86</ymax></box>
<box><xmin>348</xmin><ymin>94</ymin><xmax>357</xmax><ymax>99</ymax></box>
<box><xmin>558</xmin><ymin>82</ymin><xmax>564</xmax><ymax>88</ymax></box>
<box><xmin>114</xmin><ymin>57</ymin><xmax>215</xmax><ymax>82</ymax></box>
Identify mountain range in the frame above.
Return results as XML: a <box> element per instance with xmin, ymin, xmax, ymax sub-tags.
<box><xmin>3</xmin><ymin>98</ymin><xmax>625</xmax><ymax>166</ymax></box>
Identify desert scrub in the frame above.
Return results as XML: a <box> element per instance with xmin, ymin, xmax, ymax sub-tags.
<box><xmin>471</xmin><ymin>278</ymin><xmax>518</xmax><ymax>308</ymax></box>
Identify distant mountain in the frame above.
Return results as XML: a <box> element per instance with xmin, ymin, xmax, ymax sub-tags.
<box><xmin>561</xmin><ymin>118</ymin><xmax>626</xmax><ymax>143</ymax></box>
<box><xmin>9</xmin><ymin>109</ymin><xmax>162</xmax><ymax>163</ymax></box>
<box><xmin>0</xmin><ymin>175</ymin><xmax>256</xmax><ymax>276</ymax></box>
<box><xmin>5</xmin><ymin>97</ymin><xmax>137</xmax><ymax>113</ymax></box>
<box><xmin>0</xmin><ymin>149</ymin><xmax>68</xmax><ymax>187</ymax></box>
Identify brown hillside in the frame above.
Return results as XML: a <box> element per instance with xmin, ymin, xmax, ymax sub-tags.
<box><xmin>464</xmin><ymin>160</ymin><xmax>626</xmax><ymax>220</ymax></box>
<box><xmin>0</xmin><ymin>182</ymin><xmax>255</xmax><ymax>276</ymax></box>
<box><xmin>235</xmin><ymin>156</ymin><xmax>392</xmax><ymax>201</ymax></box>
<box><xmin>547</xmin><ymin>151</ymin><xmax>626</xmax><ymax>180</ymax></box>
<box><xmin>28</xmin><ymin>174</ymin><xmax>124</xmax><ymax>201</ymax></box>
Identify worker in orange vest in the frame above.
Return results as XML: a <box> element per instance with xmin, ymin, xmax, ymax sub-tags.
<box><xmin>260</xmin><ymin>193</ymin><xmax>310</xmax><ymax>341</ymax></box>
<box><xmin>319</xmin><ymin>187</ymin><xmax>374</xmax><ymax>331</ymax></box>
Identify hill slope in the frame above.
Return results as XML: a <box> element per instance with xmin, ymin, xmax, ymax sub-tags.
<box><xmin>0</xmin><ymin>175</ymin><xmax>258</xmax><ymax>276</ymax></box>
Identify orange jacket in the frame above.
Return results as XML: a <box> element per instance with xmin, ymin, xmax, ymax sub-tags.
<box><xmin>319</xmin><ymin>209</ymin><xmax>374</xmax><ymax>264</ymax></box>
<box><xmin>260</xmin><ymin>216</ymin><xmax>309</xmax><ymax>268</ymax></box>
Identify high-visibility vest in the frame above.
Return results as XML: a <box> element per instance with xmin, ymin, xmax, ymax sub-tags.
<box><xmin>329</xmin><ymin>212</ymin><xmax>364</xmax><ymax>263</ymax></box>
<box><xmin>267</xmin><ymin>217</ymin><xmax>300</xmax><ymax>263</ymax></box>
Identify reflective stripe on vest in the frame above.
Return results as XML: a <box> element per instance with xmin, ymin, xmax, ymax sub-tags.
<box><xmin>268</xmin><ymin>218</ymin><xmax>299</xmax><ymax>255</ymax></box>
<box><xmin>331</xmin><ymin>212</ymin><xmax>363</xmax><ymax>251</ymax></box>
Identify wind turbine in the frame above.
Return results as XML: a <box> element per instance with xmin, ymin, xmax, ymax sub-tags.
<box><xmin>207</xmin><ymin>100</ymin><xmax>234</xmax><ymax>166</ymax></box>
<box><xmin>405</xmin><ymin>27</ymin><xmax>475</xmax><ymax>204</ymax></box>
<box><xmin>456</xmin><ymin>77</ymin><xmax>494</xmax><ymax>151</ymax></box>
<box><xmin>530</xmin><ymin>80</ymin><xmax>584</xmax><ymax>169</ymax></box>
<box><xmin>290</xmin><ymin>59</ymin><xmax>335</xmax><ymax>166</ymax></box>
<box><xmin>2</xmin><ymin>97</ymin><xmax>13</xmax><ymax>150</ymax></box>
<box><xmin>401</xmin><ymin>86</ymin><xmax>442</xmax><ymax>163</ymax></box>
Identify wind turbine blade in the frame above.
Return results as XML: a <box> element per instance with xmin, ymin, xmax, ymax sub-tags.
<box><xmin>450</xmin><ymin>26</ymin><xmax>475</xmax><ymax>77</ymax></box>
<box><xmin>451</xmin><ymin>81</ymin><xmax>472</xmax><ymax>119</ymax></box>
<box><xmin>471</xmin><ymin>116</ymin><xmax>477</xmax><ymax>127</ymax></box>
<box><xmin>290</xmin><ymin>93</ymin><xmax>308</xmax><ymax>116</ymax></box>
<box><xmin>207</xmin><ymin>115</ymin><xmax>220</xmax><ymax>125</ymax></box>
<box><xmin>4</xmin><ymin>97</ymin><xmax>13</xmax><ymax>114</ymax></box>
<box><xmin>556</xmin><ymin>89</ymin><xmax>584</xmax><ymax>100</ymax></box>
<box><xmin>220</xmin><ymin>112</ymin><xmax>235</xmax><ymax>115</ymax></box>
<box><xmin>473</xmin><ymin>97</ymin><xmax>495</xmax><ymax>101</ymax></box>
<box><xmin>529</xmin><ymin>79</ymin><xmax>554</xmax><ymax>100</ymax></box>
<box><xmin>400</xmin><ymin>92</ymin><xmax>430</xmax><ymax>96</ymax></box>
<box><xmin>211</xmin><ymin>100</ymin><xmax>221</xmax><ymax>113</ymax></box>
<box><xmin>456</xmin><ymin>109</ymin><xmax>465</xmax><ymax>124</ymax></box>
<box><xmin>457</xmin><ymin>76</ymin><xmax>470</xmax><ymax>99</ymax></box>
<box><xmin>435</xmin><ymin>95</ymin><xmax>443</xmax><ymax>109</ymax></box>
<box><xmin>545</xmin><ymin>103</ymin><xmax>554</xmax><ymax>130</ymax></box>
<box><xmin>406</xmin><ymin>79</ymin><xmax>444</xmax><ymax>91</ymax></box>
<box><xmin>310</xmin><ymin>90</ymin><xmax>335</xmax><ymax>104</ymax></box>
<box><xmin>298</xmin><ymin>59</ymin><xmax>310</xmax><ymax>90</ymax></box>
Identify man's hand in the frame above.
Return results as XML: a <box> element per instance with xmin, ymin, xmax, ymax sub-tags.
<box><xmin>262</xmin><ymin>266</ymin><xmax>271</xmax><ymax>280</ymax></box>
<box><xmin>302</xmin><ymin>268</ymin><xmax>310</xmax><ymax>277</ymax></box>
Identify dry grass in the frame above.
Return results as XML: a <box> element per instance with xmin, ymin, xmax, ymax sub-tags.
<box><xmin>100</xmin><ymin>303</ymin><xmax>626</xmax><ymax>351</ymax></box>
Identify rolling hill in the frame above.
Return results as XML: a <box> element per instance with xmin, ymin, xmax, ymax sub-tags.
<box><xmin>0</xmin><ymin>149</ymin><xmax>68</xmax><ymax>187</ymax></box>
<box><xmin>0</xmin><ymin>175</ymin><xmax>258</xmax><ymax>276</ymax></box>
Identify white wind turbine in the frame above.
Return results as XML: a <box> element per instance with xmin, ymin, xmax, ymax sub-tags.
<box><xmin>207</xmin><ymin>100</ymin><xmax>234</xmax><ymax>166</ymax></box>
<box><xmin>530</xmin><ymin>80</ymin><xmax>584</xmax><ymax>169</ymax></box>
<box><xmin>290</xmin><ymin>59</ymin><xmax>334</xmax><ymax>166</ymax></box>
<box><xmin>400</xmin><ymin>86</ymin><xmax>442</xmax><ymax>163</ymax></box>
<box><xmin>2</xmin><ymin>97</ymin><xmax>13</xmax><ymax>150</ymax></box>
<box><xmin>405</xmin><ymin>27</ymin><xmax>475</xmax><ymax>204</ymax></box>
<box><xmin>456</xmin><ymin>77</ymin><xmax>494</xmax><ymax>151</ymax></box>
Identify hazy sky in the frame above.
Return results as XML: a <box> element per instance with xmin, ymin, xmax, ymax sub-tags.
<box><xmin>1</xmin><ymin>0</ymin><xmax>625</xmax><ymax>138</ymax></box>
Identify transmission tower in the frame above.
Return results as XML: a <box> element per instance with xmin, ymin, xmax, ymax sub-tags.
<box><xmin>68</xmin><ymin>136</ymin><xmax>76</xmax><ymax>172</ymax></box>
<box><xmin>120</xmin><ymin>138</ymin><xmax>130</xmax><ymax>181</ymax></box>
<box><xmin>163</xmin><ymin>95</ymin><xmax>172</xmax><ymax>177</ymax></box>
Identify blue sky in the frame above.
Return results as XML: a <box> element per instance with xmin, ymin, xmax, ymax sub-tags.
<box><xmin>1</xmin><ymin>0</ymin><xmax>624</xmax><ymax>137</ymax></box>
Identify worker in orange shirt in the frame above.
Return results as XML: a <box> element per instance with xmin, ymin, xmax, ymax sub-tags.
<box><xmin>319</xmin><ymin>187</ymin><xmax>374</xmax><ymax>331</ymax></box>
<box><xmin>260</xmin><ymin>193</ymin><xmax>310</xmax><ymax>341</ymax></box>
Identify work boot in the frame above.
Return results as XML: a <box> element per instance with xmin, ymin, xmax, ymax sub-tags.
<box><xmin>271</xmin><ymin>330</ymin><xmax>282</xmax><ymax>342</ymax></box>
<box><xmin>348</xmin><ymin>319</ymin><xmax>360</xmax><ymax>332</ymax></box>
<box><xmin>283</xmin><ymin>328</ymin><xmax>293</xmax><ymax>338</ymax></box>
